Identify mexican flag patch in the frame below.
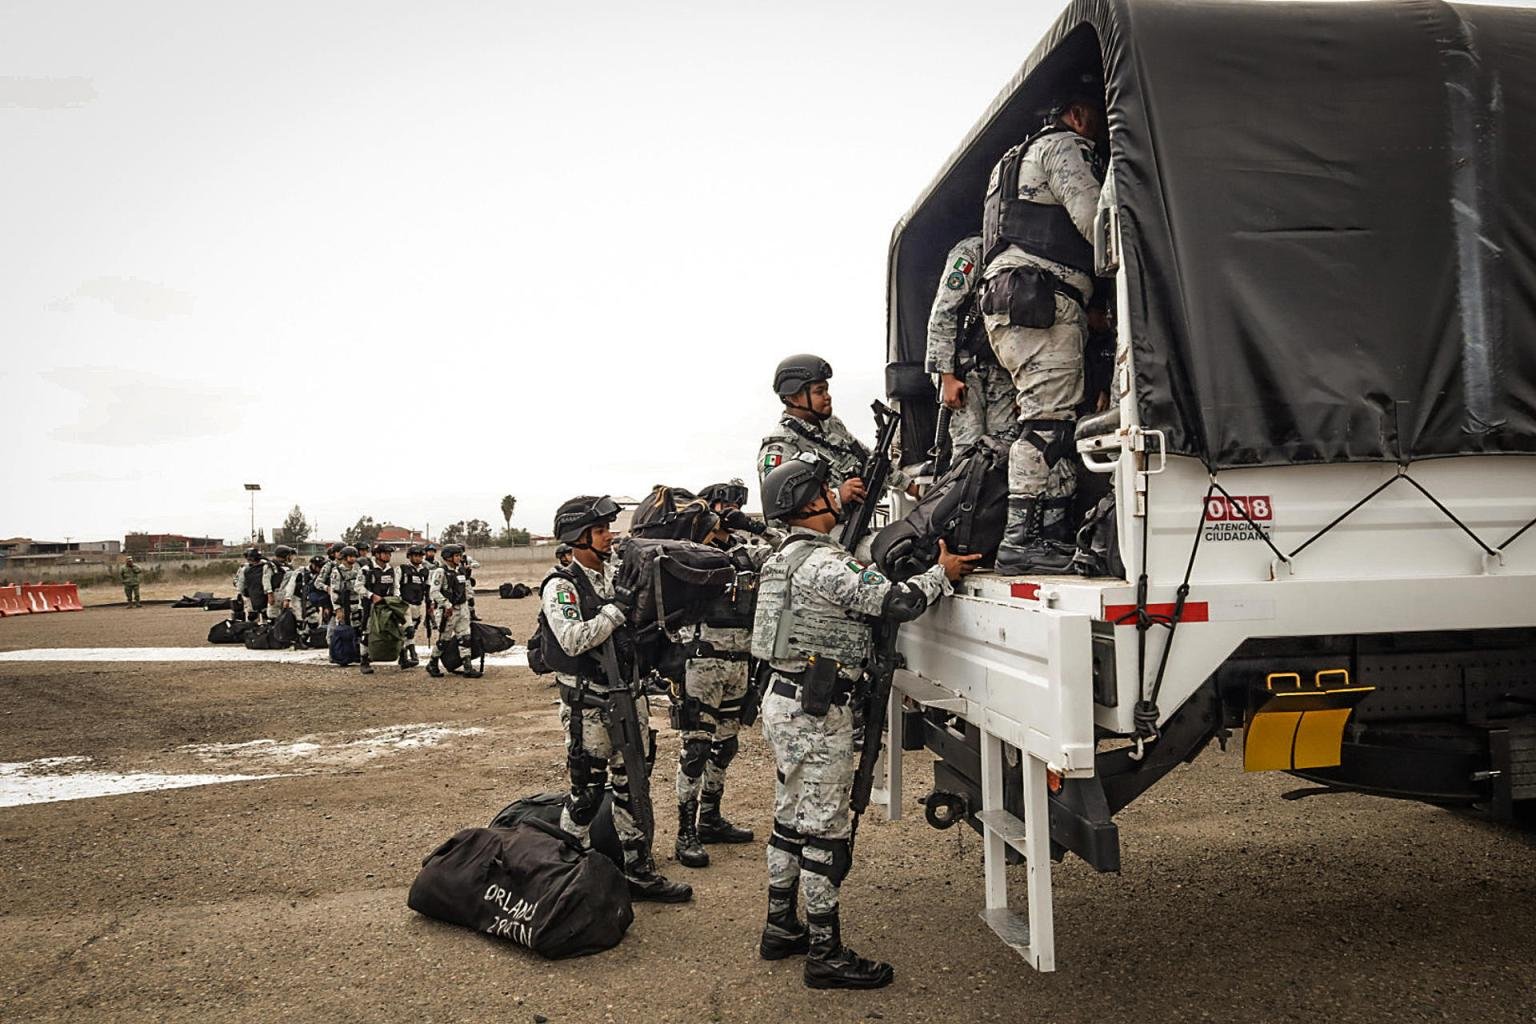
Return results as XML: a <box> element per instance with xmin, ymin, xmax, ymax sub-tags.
<box><xmin>952</xmin><ymin>255</ymin><xmax>974</xmax><ymax>275</ymax></box>
<box><xmin>763</xmin><ymin>452</ymin><xmax>783</xmax><ymax>471</ymax></box>
<box><xmin>556</xmin><ymin>590</ymin><xmax>576</xmax><ymax>605</ymax></box>
<box><xmin>846</xmin><ymin>559</ymin><xmax>864</xmax><ymax>573</ymax></box>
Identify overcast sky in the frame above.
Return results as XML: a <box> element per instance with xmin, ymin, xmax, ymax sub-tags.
<box><xmin>2</xmin><ymin>1</ymin><xmax>1050</xmax><ymax>543</ymax></box>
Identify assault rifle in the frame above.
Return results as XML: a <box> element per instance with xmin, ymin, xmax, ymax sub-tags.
<box><xmin>837</xmin><ymin>400</ymin><xmax>903</xmax><ymax>552</ymax></box>
<box><xmin>598</xmin><ymin>636</ymin><xmax>655</xmax><ymax>844</ymax></box>
<box><xmin>849</xmin><ymin>618</ymin><xmax>902</xmax><ymax>851</ymax></box>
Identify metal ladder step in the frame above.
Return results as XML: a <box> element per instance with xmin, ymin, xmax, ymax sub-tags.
<box><xmin>976</xmin><ymin>808</ymin><xmax>1029</xmax><ymax>849</ymax></box>
<box><xmin>979</xmin><ymin>907</ymin><xmax>1032</xmax><ymax>953</ymax></box>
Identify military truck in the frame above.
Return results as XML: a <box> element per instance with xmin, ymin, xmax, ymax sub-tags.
<box><xmin>878</xmin><ymin>0</ymin><xmax>1536</xmax><ymax>971</ymax></box>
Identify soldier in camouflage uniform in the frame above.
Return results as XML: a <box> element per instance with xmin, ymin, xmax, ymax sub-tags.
<box><xmin>233</xmin><ymin>547</ymin><xmax>273</xmax><ymax>622</ymax></box>
<box><xmin>752</xmin><ymin>454</ymin><xmax>977</xmax><ymax>989</ymax></box>
<box><xmin>542</xmin><ymin>495</ymin><xmax>692</xmax><ymax>903</ymax></box>
<box><xmin>426</xmin><ymin>544</ymin><xmax>480</xmax><ymax>679</ymax></box>
<box><xmin>119</xmin><ymin>556</ymin><xmax>143</xmax><ymax>608</ymax></box>
<box><xmin>315</xmin><ymin>543</ymin><xmax>343</xmax><ymax>625</ymax></box>
<box><xmin>757</xmin><ymin>355</ymin><xmax>911</xmax><ymax>527</ymax></box>
<box><xmin>328</xmin><ymin>545</ymin><xmax>366</xmax><ymax>639</ymax></box>
<box><xmin>979</xmin><ymin>89</ymin><xmax>1107</xmax><ymax>573</ymax></box>
<box><xmin>397</xmin><ymin>545</ymin><xmax>431</xmax><ymax>666</ymax></box>
<box><xmin>926</xmin><ymin>234</ymin><xmax>1017</xmax><ymax>451</ymax></box>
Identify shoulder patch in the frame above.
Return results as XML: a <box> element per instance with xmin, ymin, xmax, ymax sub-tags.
<box><xmin>860</xmin><ymin>569</ymin><xmax>887</xmax><ymax>586</ymax></box>
<box><xmin>763</xmin><ymin>452</ymin><xmax>783</xmax><ymax>472</ymax></box>
<box><xmin>951</xmin><ymin>255</ymin><xmax>974</xmax><ymax>275</ymax></box>
<box><xmin>555</xmin><ymin>588</ymin><xmax>576</xmax><ymax>605</ymax></box>
<box><xmin>845</xmin><ymin>559</ymin><xmax>864</xmax><ymax>573</ymax></box>
<box><xmin>561</xmin><ymin>606</ymin><xmax>581</xmax><ymax>620</ymax></box>
<box><xmin>945</xmin><ymin>271</ymin><xmax>966</xmax><ymax>291</ymax></box>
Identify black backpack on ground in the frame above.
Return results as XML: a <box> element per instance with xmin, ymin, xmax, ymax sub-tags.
<box><xmin>208</xmin><ymin>618</ymin><xmax>259</xmax><ymax>645</ymax></box>
<box><xmin>301</xmin><ymin>622</ymin><xmax>329</xmax><ymax>649</ymax></box>
<box><xmin>243</xmin><ymin>621</ymin><xmax>277</xmax><ymax>650</ymax></box>
<box><xmin>205</xmin><ymin>597</ymin><xmax>234</xmax><ymax>611</ymax></box>
<box><xmin>269</xmin><ymin>608</ymin><xmax>299</xmax><ymax>648</ymax></box>
<box><xmin>329</xmin><ymin>622</ymin><xmax>360</xmax><ymax>665</ymax></box>
<box><xmin>498</xmin><ymin>582</ymin><xmax>532</xmax><ymax>599</ymax></box>
<box><xmin>870</xmin><ymin>435</ymin><xmax>1010</xmax><ymax>580</ymax></box>
<box><xmin>489</xmin><ymin>791</ymin><xmax>623</xmax><ymax>869</ymax></box>
<box><xmin>407</xmin><ymin>821</ymin><xmax>633</xmax><ymax>959</ymax></box>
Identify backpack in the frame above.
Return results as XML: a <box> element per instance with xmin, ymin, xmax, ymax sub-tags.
<box><xmin>329</xmin><ymin>622</ymin><xmax>360</xmax><ymax>665</ymax></box>
<box><xmin>1071</xmin><ymin>492</ymin><xmax>1125</xmax><ymax>578</ymax></box>
<box><xmin>208</xmin><ymin>618</ymin><xmax>258</xmax><ymax>645</ymax></box>
<box><xmin>243</xmin><ymin>621</ymin><xmax>277</xmax><ymax>650</ymax></box>
<box><xmin>499</xmin><ymin>582</ymin><xmax>532</xmax><ymax>600</ymax></box>
<box><xmin>407</xmin><ymin>822</ymin><xmax>633</xmax><ymax>959</ymax></box>
<box><xmin>870</xmin><ymin>434</ymin><xmax>1010</xmax><ymax>580</ymax></box>
<box><xmin>441</xmin><ymin>621</ymin><xmax>515</xmax><ymax>675</ymax></box>
<box><xmin>614</xmin><ymin>537</ymin><xmax>738</xmax><ymax>635</ymax></box>
<box><xmin>629</xmin><ymin>485</ymin><xmax>716</xmax><ymax>542</ymax></box>
<box><xmin>489</xmin><ymin>790</ymin><xmax>623</xmax><ymax>869</ymax></box>
<box><xmin>269</xmin><ymin>608</ymin><xmax>299</xmax><ymax>648</ymax></box>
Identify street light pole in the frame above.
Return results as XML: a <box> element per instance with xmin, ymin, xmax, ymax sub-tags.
<box><xmin>244</xmin><ymin>484</ymin><xmax>261</xmax><ymax>545</ymax></box>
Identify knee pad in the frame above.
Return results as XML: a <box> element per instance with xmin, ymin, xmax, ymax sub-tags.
<box><xmin>679</xmin><ymin>737</ymin><xmax>712</xmax><ymax>780</ymax></box>
<box><xmin>708</xmin><ymin>735</ymin><xmax>740</xmax><ymax>769</ymax></box>
<box><xmin>405</xmin><ymin>625</ymin><xmax>417</xmax><ymax>640</ymax></box>
<box><xmin>1021</xmin><ymin>418</ymin><xmax>1075</xmax><ymax>468</ymax></box>
<box><xmin>801</xmin><ymin>837</ymin><xmax>852</xmax><ymax>886</ymax></box>
<box><xmin>566</xmin><ymin>783</ymin><xmax>606</xmax><ymax>826</ymax></box>
<box><xmin>768</xmin><ymin>821</ymin><xmax>805</xmax><ymax>857</ymax></box>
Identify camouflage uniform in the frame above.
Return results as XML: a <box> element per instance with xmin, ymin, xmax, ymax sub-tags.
<box><xmin>756</xmin><ymin>528</ymin><xmax>950</xmax><ymax>957</ymax></box>
<box><xmin>329</xmin><ymin>562</ymin><xmax>366</xmax><ymax>629</ymax></box>
<box><xmin>282</xmin><ymin>565</ymin><xmax>321</xmax><ymax>629</ymax></box>
<box><xmin>398</xmin><ymin>560</ymin><xmax>431</xmax><ymax>645</ymax></box>
<box><xmin>428</xmin><ymin>562</ymin><xmax>474</xmax><ymax>664</ymax></box>
<box><xmin>758</xmin><ymin>415</ymin><xmax>910</xmax><ymax>525</ymax></box>
<box><xmin>982</xmin><ymin>129</ymin><xmax>1103</xmax><ymax>529</ymax></box>
<box><xmin>541</xmin><ymin>557</ymin><xmax>656</xmax><ymax>874</ymax></box>
<box><xmin>673</xmin><ymin>536</ymin><xmax>770</xmax><ymax>816</ymax></box>
<box><xmin>119</xmin><ymin>561</ymin><xmax>143</xmax><ymax>607</ymax></box>
<box><xmin>926</xmin><ymin>235</ymin><xmax>1017</xmax><ymax>450</ymax></box>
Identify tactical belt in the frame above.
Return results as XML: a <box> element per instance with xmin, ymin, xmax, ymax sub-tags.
<box><xmin>770</xmin><ymin>676</ymin><xmax>854</xmax><ymax>708</ymax></box>
<box><xmin>693</xmin><ymin>650</ymin><xmax>751</xmax><ymax>663</ymax></box>
<box><xmin>558</xmin><ymin>681</ymin><xmax>613</xmax><ymax>707</ymax></box>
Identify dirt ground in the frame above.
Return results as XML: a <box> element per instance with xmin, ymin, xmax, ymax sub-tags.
<box><xmin>1</xmin><ymin>601</ymin><xmax>1533</xmax><ymax>1024</ymax></box>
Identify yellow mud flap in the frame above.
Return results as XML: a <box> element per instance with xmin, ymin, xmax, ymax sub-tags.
<box><xmin>1244</xmin><ymin>670</ymin><xmax>1375</xmax><ymax>772</ymax></box>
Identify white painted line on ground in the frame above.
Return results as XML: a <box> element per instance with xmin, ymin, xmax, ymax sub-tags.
<box><xmin>0</xmin><ymin>756</ymin><xmax>286</xmax><ymax>808</ymax></box>
<box><xmin>0</xmin><ymin>645</ymin><xmax>529</xmax><ymax>666</ymax></box>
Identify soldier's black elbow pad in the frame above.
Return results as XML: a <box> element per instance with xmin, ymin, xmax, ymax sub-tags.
<box><xmin>881</xmin><ymin>584</ymin><xmax>930</xmax><ymax>623</ymax></box>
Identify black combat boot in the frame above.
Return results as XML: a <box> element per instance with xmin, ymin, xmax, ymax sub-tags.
<box><xmin>397</xmin><ymin>648</ymin><xmax>413</xmax><ymax>670</ymax></box>
<box><xmin>804</xmin><ymin>909</ymin><xmax>893</xmax><ymax>990</ymax></box>
<box><xmin>675</xmin><ymin>801</ymin><xmax>709</xmax><ymax>868</ymax></box>
<box><xmin>404</xmin><ymin>643</ymin><xmax>420</xmax><ymax>667</ymax></box>
<box><xmin>426</xmin><ymin>655</ymin><xmax>444</xmax><ymax>678</ymax></box>
<box><xmin>697</xmin><ymin>790</ymin><xmax>754</xmax><ymax>844</ymax></box>
<box><xmin>460</xmin><ymin>650</ymin><xmax>483</xmax><ymax>679</ymax></box>
<box><xmin>626</xmin><ymin>857</ymin><xmax>693</xmax><ymax>903</ymax></box>
<box><xmin>759</xmin><ymin>881</ymin><xmax>810</xmax><ymax>960</ymax></box>
<box><xmin>994</xmin><ymin>496</ymin><xmax>1077</xmax><ymax>576</ymax></box>
<box><xmin>359</xmin><ymin>653</ymin><xmax>374</xmax><ymax>675</ymax></box>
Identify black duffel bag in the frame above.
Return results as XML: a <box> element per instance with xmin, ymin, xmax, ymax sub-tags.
<box><xmin>870</xmin><ymin>434</ymin><xmax>1010</xmax><ymax>580</ymax></box>
<box><xmin>408</xmin><ymin>821</ymin><xmax>633</xmax><ymax>958</ymax></box>
<box><xmin>615</xmin><ymin>537</ymin><xmax>737</xmax><ymax>635</ymax></box>
<box><xmin>489</xmin><ymin>790</ymin><xmax>623</xmax><ymax>869</ymax></box>
<box><xmin>208</xmin><ymin>618</ymin><xmax>259</xmax><ymax>645</ymax></box>
<box><xmin>440</xmin><ymin>620</ymin><xmax>516</xmax><ymax>675</ymax></box>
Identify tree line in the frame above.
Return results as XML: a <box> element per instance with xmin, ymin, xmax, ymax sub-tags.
<box><xmin>271</xmin><ymin>494</ymin><xmax>529</xmax><ymax>549</ymax></box>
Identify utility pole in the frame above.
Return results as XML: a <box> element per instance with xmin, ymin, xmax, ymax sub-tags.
<box><xmin>244</xmin><ymin>484</ymin><xmax>261</xmax><ymax>544</ymax></box>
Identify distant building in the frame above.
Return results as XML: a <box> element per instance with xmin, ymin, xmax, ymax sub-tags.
<box><xmin>376</xmin><ymin>525</ymin><xmax>427</xmax><ymax>544</ymax></box>
<box><xmin>125</xmin><ymin>533</ymin><xmax>225</xmax><ymax>555</ymax></box>
<box><xmin>0</xmin><ymin>537</ymin><xmax>122</xmax><ymax>570</ymax></box>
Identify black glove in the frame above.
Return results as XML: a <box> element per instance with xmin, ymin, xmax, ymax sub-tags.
<box><xmin>723</xmin><ymin>509</ymin><xmax>766</xmax><ymax>535</ymax></box>
<box><xmin>611</xmin><ymin>584</ymin><xmax>635</xmax><ymax>615</ymax></box>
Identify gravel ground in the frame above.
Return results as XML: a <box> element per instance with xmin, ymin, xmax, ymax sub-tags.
<box><xmin>1</xmin><ymin>602</ymin><xmax>1533</xmax><ymax>1023</ymax></box>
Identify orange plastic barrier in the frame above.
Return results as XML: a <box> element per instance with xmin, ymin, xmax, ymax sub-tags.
<box><xmin>23</xmin><ymin>584</ymin><xmax>54</xmax><ymax>613</ymax></box>
<box><xmin>52</xmin><ymin>582</ymin><xmax>84</xmax><ymax>612</ymax></box>
<box><xmin>0</xmin><ymin>585</ymin><xmax>27</xmax><ymax>617</ymax></box>
<box><xmin>22</xmin><ymin>583</ymin><xmax>81</xmax><ymax>613</ymax></box>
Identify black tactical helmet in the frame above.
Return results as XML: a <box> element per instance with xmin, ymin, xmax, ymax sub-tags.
<box><xmin>424</xmin><ymin>543</ymin><xmax>438</xmax><ymax>553</ymax></box>
<box><xmin>773</xmin><ymin>354</ymin><xmax>833</xmax><ymax>398</ymax></box>
<box><xmin>356</xmin><ymin>541</ymin><xmax>371</xmax><ymax>553</ymax></box>
<box><xmin>441</xmin><ymin>543</ymin><xmax>466</xmax><ymax>559</ymax></box>
<box><xmin>309</xmin><ymin>554</ymin><xmax>324</xmax><ymax>569</ymax></box>
<box><xmin>761</xmin><ymin>452</ymin><xmax>832</xmax><ymax>519</ymax></box>
<box><xmin>700</xmin><ymin>479</ymin><xmax>749</xmax><ymax>509</ymax></box>
<box><xmin>374</xmin><ymin>544</ymin><xmax>393</xmax><ymax>558</ymax></box>
<box><xmin>406</xmin><ymin>545</ymin><xmax>424</xmax><ymax>557</ymax></box>
<box><xmin>245</xmin><ymin>547</ymin><xmax>263</xmax><ymax>561</ymax></box>
<box><xmin>327</xmin><ymin>542</ymin><xmax>343</xmax><ymax>556</ymax></box>
<box><xmin>555</xmin><ymin>542</ymin><xmax>572</xmax><ymax>558</ymax></box>
<box><xmin>274</xmin><ymin>544</ymin><xmax>296</xmax><ymax>558</ymax></box>
<box><xmin>340</xmin><ymin>545</ymin><xmax>358</xmax><ymax>558</ymax></box>
<box><xmin>554</xmin><ymin>495</ymin><xmax>621</xmax><ymax>544</ymax></box>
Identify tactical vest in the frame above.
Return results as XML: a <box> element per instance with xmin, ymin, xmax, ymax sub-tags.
<box><xmin>438</xmin><ymin>565</ymin><xmax>469</xmax><ymax>605</ymax></box>
<box><xmin>362</xmin><ymin>563</ymin><xmax>394</xmax><ymax>598</ymax></box>
<box><xmin>536</xmin><ymin>564</ymin><xmax>605</xmax><ymax>679</ymax></box>
<box><xmin>270</xmin><ymin>561</ymin><xmax>288</xmax><ymax>594</ymax></box>
<box><xmin>750</xmin><ymin>535</ymin><xmax>873</xmax><ymax>676</ymax></box>
<box><xmin>399</xmin><ymin>563</ymin><xmax>429</xmax><ymax>604</ymax></box>
<box><xmin>241</xmin><ymin>563</ymin><xmax>268</xmax><ymax>602</ymax></box>
<box><xmin>333</xmin><ymin>566</ymin><xmax>362</xmax><ymax>610</ymax></box>
<box><xmin>982</xmin><ymin>126</ymin><xmax>1098</xmax><ymax>273</ymax></box>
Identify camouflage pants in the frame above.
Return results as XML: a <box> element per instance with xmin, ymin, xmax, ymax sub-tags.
<box><xmin>122</xmin><ymin>584</ymin><xmax>140</xmax><ymax>606</ymax></box>
<box><xmin>432</xmin><ymin>605</ymin><xmax>471</xmax><ymax>659</ymax></box>
<box><xmin>761</xmin><ymin>681</ymin><xmax>855</xmax><ymax>919</ymax></box>
<box><xmin>948</xmin><ymin>360</ymin><xmax>1019</xmax><ymax>451</ymax></box>
<box><xmin>404</xmin><ymin>601</ymin><xmax>425</xmax><ymax>640</ymax></box>
<box><xmin>560</xmin><ymin>694</ymin><xmax>653</xmax><ymax>871</ymax></box>
<box><xmin>987</xmin><ymin>296</ymin><xmax>1085</xmax><ymax>527</ymax></box>
<box><xmin>674</xmin><ymin>656</ymin><xmax>750</xmax><ymax>803</ymax></box>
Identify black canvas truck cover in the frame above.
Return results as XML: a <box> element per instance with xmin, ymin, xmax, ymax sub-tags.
<box><xmin>888</xmin><ymin>0</ymin><xmax>1536</xmax><ymax>470</ymax></box>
